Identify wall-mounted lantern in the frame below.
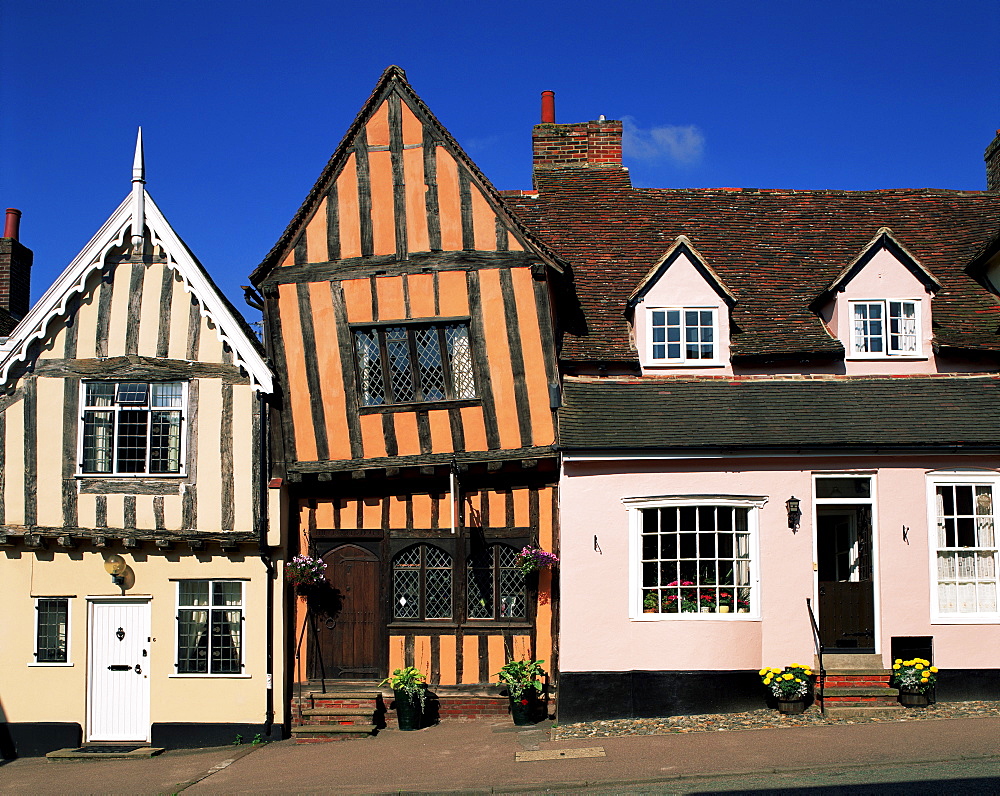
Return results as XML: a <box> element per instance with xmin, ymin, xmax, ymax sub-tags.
<box><xmin>104</xmin><ymin>553</ymin><xmax>127</xmax><ymax>586</ymax></box>
<box><xmin>786</xmin><ymin>496</ymin><xmax>802</xmax><ymax>532</ymax></box>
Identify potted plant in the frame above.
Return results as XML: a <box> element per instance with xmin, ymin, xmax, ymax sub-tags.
<box><xmin>380</xmin><ymin>666</ymin><xmax>428</xmax><ymax>730</ymax></box>
<box><xmin>285</xmin><ymin>554</ymin><xmax>328</xmax><ymax>593</ymax></box>
<box><xmin>760</xmin><ymin>664</ymin><xmax>813</xmax><ymax>714</ymax></box>
<box><xmin>643</xmin><ymin>592</ymin><xmax>660</xmax><ymax>613</ymax></box>
<box><xmin>496</xmin><ymin>658</ymin><xmax>546</xmax><ymax>725</ymax></box>
<box><xmin>514</xmin><ymin>545</ymin><xmax>559</xmax><ymax>576</ymax></box>
<box><xmin>891</xmin><ymin>658</ymin><xmax>938</xmax><ymax>707</ymax></box>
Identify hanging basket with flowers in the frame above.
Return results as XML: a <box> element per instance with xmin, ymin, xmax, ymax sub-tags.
<box><xmin>514</xmin><ymin>545</ymin><xmax>559</xmax><ymax>576</ymax></box>
<box><xmin>285</xmin><ymin>554</ymin><xmax>328</xmax><ymax>592</ymax></box>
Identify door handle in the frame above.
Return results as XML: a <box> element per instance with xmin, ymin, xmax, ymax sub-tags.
<box><xmin>108</xmin><ymin>664</ymin><xmax>132</xmax><ymax>671</ymax></box>
<box><xmin>135</xmin><ymin>664</ymin><xmax>142</xmax><ymax>675</ymax></box>
<box><xmin>819</xmin><ymin>586</ymin><xmax>826</xmax><ymax>596</ymax></box>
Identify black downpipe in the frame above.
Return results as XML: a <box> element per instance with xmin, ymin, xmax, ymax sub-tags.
<box><xmin>257</xmin><ymin>392</ymin><xmax>275</xmax><ymax>736</ymax></box>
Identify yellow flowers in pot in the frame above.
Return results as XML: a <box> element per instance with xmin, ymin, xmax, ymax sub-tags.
<box><xmin>759</xmin><ymin>663</ymin><xmax>813</xmax><ymax>699</ymax></box>
<box><xmin>891</xmin><ymin>658</ymin><xmax>938</xmax><ymax>693</ymax></box>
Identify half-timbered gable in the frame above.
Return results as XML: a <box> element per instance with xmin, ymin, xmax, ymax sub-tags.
<box><xmin>254</xmin><ymin>67</ymin><xmax>561</xmax><ymax>698</ymax></box>
<box><xmin>0</xmin><ymin>135</ymin><xmax>284</xmax><ymax>757</ymax></box>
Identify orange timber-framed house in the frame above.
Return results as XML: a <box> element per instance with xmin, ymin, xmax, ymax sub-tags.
<box><xmin>250</xmin><ymin>67</ymin><xmax>564</xmax><ymax>710</ymax></box>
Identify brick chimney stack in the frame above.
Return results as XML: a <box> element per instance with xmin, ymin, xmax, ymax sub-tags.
<box><xmin>0</xmin><ymin>209</ymin><xmax>33</xmax><ymax>329</ymax></box>
<box><xmin>532</xmin><ymin>92</ymin><xmax>623</xmax><ymax>175</ymax></box>
<box><xmin>987</xmin><ymin>130</ymin><xmax>1000</xmax><ymax>191</ymax></box>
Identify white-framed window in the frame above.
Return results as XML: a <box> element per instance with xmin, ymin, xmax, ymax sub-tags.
<box><xmin>80</xmin><ymin>381</ymin><xmax>186</xmax><ymax>475</ymax></box>
<box><xmin>175</xmin><ymin>580</ymin><xmax>244</xmax><ymax>675</ymax></box>
<box><xmin>649</xmin><ymin>308</ymin><xmax>717</xmax><ymax>364</ymax></box>
<box><xmin>626</xmin><ymin>496</ymin><xmax>764</xmax><ymax>618</ymax></box>
<box><xmin>929</xmin><ymin>474</ymin><xmax>1000</xmax><ymax>621</ymax></box>
<box><xmin>849</xmin><ymin>300</ymin><xmax>919</xmax><ymax>357</ymax></box>
<box><xmin>32</xmin><ymin>597</ymin><xmax>71</xmax><ymax>665</ymax></box>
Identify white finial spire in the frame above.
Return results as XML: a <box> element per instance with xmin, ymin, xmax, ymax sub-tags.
<box><xmin>131</xmin><ymin>127</ymin><xmax>145</xmax><ymax>253</ymax></box>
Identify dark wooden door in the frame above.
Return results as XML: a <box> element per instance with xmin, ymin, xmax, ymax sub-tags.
<box><xmin>309</xmin><ymin>545</ymin><xmax>380</xmax><ymax>679</ymax></box>
<box><xmin>817</xmin><ymin>511</ymin><xmax>875</xmax><ymax>651</ymax></box>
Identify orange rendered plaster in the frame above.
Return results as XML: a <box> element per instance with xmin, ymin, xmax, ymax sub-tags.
<box><xmin>438</xmin><ymin>635</ymin><xmax>457</xmax><ymax>685</ymax></box>
<box><xmin>435</xmin><ymin>149</ymin><xmax>463</xmax><ymax>251</ymax></box>
<box><xmin>534</xmin><ymin>576</ymin><xmax>553</xmax><ymax>666</ymax></box>
<box><xmin>403</xmin><ymin>148</ymin><xmax>429</xmax><ymax>254</ymax></box>
<box><xmin>389</xmin><ymin>494</ymin><xmax>407</xmax><ymax>530</ymax></box>
<box><xmin>512</xmin><ymin>635</ymin><xmax>531</xmax><ymax>663</ymax></box>
<box><xmin>338</xmin><ymin>498</ymin><xmax>358</xmax><ymax>531</ymax></box>
<box><xmin>399</xmin><ymin>101</ymin><xmax>423</xmax><ymax>146</ymax></box>
<box><xmin>310</xmin><ymin>281</ymin><xmax>352</xmax><ymax>460</ymax></box>
<box><xmin>476</xmin><ymin>269</ymin><xmax>520</xmax><ymax>449</ymax></box>
<box><xmin>461</xmin><ymin>635</ymin><xmax>479</xmax><ymax>684</ymax></box>
<box><xmin>368</xmin><ymin>150</ymin><xmax>396</xmax><ymax>256</ymax></box>
<box><xmin>314</xmin><ymin>500</ymin><xmax>334</xmax><ymax>530</ymax></box>
<box><xmin>487</xmin><ymin>635</ymin><xmax>505</xmax><ymax>680</ymax></box>
<box><xmin>411</xmin><ymin>493</ymin><xmax>432</xmax><ymax>528</ymax></box>
<box><xmin>374</xmin><ymin>276</ymin><xmax>406</xmax><ymax>321</ymax></box>
<box><xmin>511</xmin><ymin>267</ymin><xmax>554</xmax><ymax>445</ymax></box>
<box><xmin>280</xmin><ymin>249</ymin><xmax>295</xmax><ymax>269</ymax></box>
<box><xmin>389</xmin><ymin>635</ymin><xmax>405</xmax><ymax>674</ymax></box>
<box><xmin>392</xmin><ymin>412</ymin><xmax>421</xmax><ymax>457</ymax></box>
<box><xmin>407</xmin><ymin>273</ymin><xmax>436</xmax><ymax>318</ymax></box>
<box><xmin>507</xmin><ymin>232</ymin><xmax>524</xmax><ymax>252</ymax></box>
<box><xmin>538</xmin><ymin>485</ymin><xmax>554</xmax><ymax>550</ymax></box>
<box><xmin>362</xmin><ymin>496</ymin><xmax>383</xmax><ymax>530</ymax></box>
<box><xmin>513</xmin><ymin>487</ymin><xmax>529</xmax><ymax>527</ymax></box>
<box><xmin>489</xmin><ymin>490</ymin><xmax>507</xmax><ymax>525</ymax></box>
<box><xmin>427</xmin><ymin>409</ymin><xmax>453</xmax><ymax>454</ymax></box>
<box><xmin>342</xmin><ymin>278</ymin><xmax>373</xmax><ymax>324</ymax></box>
<box><xmin>413</xmin><ymin>636</ymin><xmax>432</xmax><ymax>676</ymax></box>
<box><xmin>367</xmin><ymin>102</ymin><xmax>390</xmax><ymax>147</ymax></box>
<box><xmin>305</xmin><ymin>201</ymin><xmax>328</xmax><ymax>263</ymax></box>
<box><xmin>359</xmin><ymin>413</ymin><xmax>388</xmax><ymax>459</ymax></box>
<box><xmin>337</xmin><ymin>154</ymin><xmax>361</xmax><ymax>259</ymax></box>
<box><xmin>459</xmin><ymin>406</ymin><xmax>488</xmax><ymax>452</ymax></box>
<box><xmin>278</xmin><ymin>284</ymin><xmax>318</xmax><ymax>461</ymax></box>
<box><xmin>470</xmin><ymin>185</ymin><xmax>496</xmax><ymax>251</ymax></box>
<box><xmin>437</xmin><ymin>270</ymin><xmax>470</xmax><ymax>316</ymax></box>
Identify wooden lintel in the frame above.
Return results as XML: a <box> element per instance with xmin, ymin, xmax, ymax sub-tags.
<box><xmin>351</xmin><ymin>469</ymin><xmax>367</xmax><ymax>480</ymax></box>
<box><xmin>521</xmin><ymin>459</ymin><xmax>538</xmax><ymax>469</ymax></box>
<box><xmin>486</xmin><ymin>461</ymin><xmax>503</xmax><ymax>472</ymax></box>
<box><xmin>25</xmin><ymin>534</ymin><xmax>45</xmax><ymax>549</ymax></box>
<box><xmin>122</xmin><ymin>537</ymin><xmax>139</xmax><ymax>549</ymax></box>
<box><xmin>219</xmin><ymin>539</ymin><xmax>239</xmax><ymax>552</ymax></box>
<box><xmin>154</xmin><ymin>538</ymin><xmax>174</xmax><ymax>551</ymax></box>
<box><xmin>457</xmin><ymin>463</ymin><xmax>471</xmax><ymax>473</ymax></box>
<box><xmin>0</xmin><ymin>533</ymin><xmax>10</xmax><ymax>546</ymax></box>
<box><xmin>420</xmin><ymin>466</ymin><xmax>436</xmax><ymax>476</ymax></box>
<box><xmin>92</xmin><ymin>535</ymin><xmax>108</xmax><ymax>548</ymax></box>
<box><xmin>287</xmin><ymin>472</ymin><xmax>302</xmax><ymax>483</ymax></box>
<box><xmin>317</xmin><ymin>472</ymin><xmax>332</xmax><ymax>482</ymax></box>
<box><xmin>386</xmin><ymin>467</ymin><xmax>401</xmax><ymax>478</ymax></box>
<box><xmin>188</xmin><ymin>539</ymin><xmax>206</xmax><ymax>552</ymax></box>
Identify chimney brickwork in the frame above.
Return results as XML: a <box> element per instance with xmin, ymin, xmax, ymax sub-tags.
<box><xmin>0</xmin><ymin>209</ymin><xmax>33</xmax><ymax>325</ymax></box>
<box><xmin>987</xmin><ymin>130</ymin><xmax>1000</xmax><ymax>192</ymax></box>
<box><xmin>532</xmin><ymin>120</ymin><xmax>623</xmax><ymax>171</ymax></box>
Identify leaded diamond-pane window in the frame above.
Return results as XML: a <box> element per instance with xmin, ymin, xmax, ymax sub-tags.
<box><xmin>177</xmin><ymin>580</ymin><xmax>243</xmax><ymax>675</ymax></box>
<box><xmin>467</xmin><ymin>544</ymin><xmax>526</xmax><ymax>619</ymax></box>
<box><xmin>392</xmin><ymin>545</ymin><xmax>453</xmax><ymax>620</ymax></box>
<box><xmin>353</xmin><ymin>322</ymin><xmax>477</xmax><ymax>406</ymax></box>
<box><xmin>81</xmin><ymin>381</ymin><xmax>185</xmax><ymax>475</ymax></box>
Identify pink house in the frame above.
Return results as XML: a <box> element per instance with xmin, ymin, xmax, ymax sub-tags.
<box><xmin>508</xmin><ymin>111</ymin><xmax>1000</xmax><ymax>721</ymax></box>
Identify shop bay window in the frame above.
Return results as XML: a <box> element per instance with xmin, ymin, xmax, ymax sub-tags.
<box><xmin>176</xmin><ymin>581</ymin><xmax>243</xmax><ymax>674</ymax></box>
<box><xmin>636</xmin><ymin>502</ymin><xmax>757</xmax><ymax>616</ymax></box>
<box><xmin>934</xmin><ymin>483</ymin><xmax>999</xmax><ymax>616</ymax></box>
<box><xmin>81</xmin><ymin>381</ymin><xmax>185</xmax><ymax>474</ymax></box>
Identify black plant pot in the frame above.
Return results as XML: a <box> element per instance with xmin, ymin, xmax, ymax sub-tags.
<box><xmin>394</xmin><ymin>690</ymin><xmax>422</xmax><ymax>730</ymax></box>
<box><xmin>898</xmin><ymin>690</ymin><xmax>930</xmax><ymax>708</ymax></box>
<box><xmin>510</xmin><ymin>695</ymin><xmax>537</xmax><ymax>726</ymax></box>
<box><xmin>777</xmin><ymin>698</ymin><xmax>806</xmax><ymax>715</ymax></box>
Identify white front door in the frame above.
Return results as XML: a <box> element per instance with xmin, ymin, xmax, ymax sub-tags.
<box><xmin>88</xmin><ymin>600</ymin><xmax>150</xmax><ymax>742</ymax></box>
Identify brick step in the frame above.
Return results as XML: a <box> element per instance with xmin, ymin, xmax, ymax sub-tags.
<box><xmin>291</xmin><ymin>724</ymin><xmax>376</xmax><ymax>742</ymax></box>
<box><xmin>821</xmin><ymin>687</ymin><xmax>899</xmax><ymax>698</ymax></box>
<box><xmin>302</xmin><ymin>707</ymin><xmax>376</xmax><ymax>717</ymax></box>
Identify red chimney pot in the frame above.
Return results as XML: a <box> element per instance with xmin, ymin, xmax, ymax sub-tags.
<box><xmin>541</xmin><ymin>91</ymin><xmax>555</xmax><ymax>124</ymax></box>
<box><xmin>4</xmin><ymin>209</ymin><xmax>21</xmax><ymax>241</ymax></box>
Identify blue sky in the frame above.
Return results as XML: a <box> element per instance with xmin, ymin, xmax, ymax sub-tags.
<box><xmin>2</xmin><ymin>0</ymin><xmax>998</xmax><ymax>319</ymax></box>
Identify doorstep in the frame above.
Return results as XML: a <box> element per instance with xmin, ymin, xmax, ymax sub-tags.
<box><xmin>47</xmin><ymin>745</ymin><xmax>165</xmax><ymax>760</ymax></box>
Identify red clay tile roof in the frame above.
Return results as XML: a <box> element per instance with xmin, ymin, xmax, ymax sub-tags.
<box><xmin>507</xmin><ymin>169</ymin><xmax>1000</xmax><ymax>363</ymax></box>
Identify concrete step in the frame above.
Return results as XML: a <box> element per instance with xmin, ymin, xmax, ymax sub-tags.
<box><xmin>47</xmin><ymin>746</ymin><xmax>165</xmax><ymax>760</ymax></box>
<box><xmin>302</xmin><ymin>707</ymin><xmax>376</xmax><ymax>718</ymax></box>
<box><xmin>818</xmin><ymin>653</ymin><xmax>882</xmax><ymax>670</ymax></box>
<box><xmin>822</xmin><ymin>687</ymin><xmax>899</xmax><ymax>698</ymax></box>
<box><xmin>821</xmin><ymin>702</ymin><xmax>903</xmax><ymax>718</ymax></box>
<box><xmin>291</xmin><ymin>724</ymin><xmax>376</xmax><ymax>742</ymax></box>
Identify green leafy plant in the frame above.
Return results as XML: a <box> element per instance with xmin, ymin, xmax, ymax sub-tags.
<box><xmin>251</xmin><ymin>733</ymin><xmax>264</xmax><ymax>746</ymax></box>
<box><xmin>760</xmin><ymin>664</ymin><xmax>813</xmax><ymax>700</ymax></box>
<box><xmin>891</xmin><ymin>658</ymin><xmax>938</xmax><ymax>693</ymax></box>
<box><xmin>232</xmin><ymin>734</ymin><xmax>244</xmax><ymax>746</ymax></box>
<box><xmin>643</xmin><ymin>592</ymin><xmax>660</xmax><ymax>612</ymax></box>
<box><xmin>496</xmin><ymin>658</ymin><xmax>546</xmax><ymax>701</ymax></box>
<box><xmin>380</xmin><ymin>666</ymin><xmax>428</xmax><ymax>711</ymax></box>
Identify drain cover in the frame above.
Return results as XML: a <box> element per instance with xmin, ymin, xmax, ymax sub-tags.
<box><xmin>516</xmin><ymin>747</ymin><xmax>606</xmax><ymax>762</ymax></box>
<box><xmin>72</xmin><ymin>746</ymin><xmax>144</xmax><ymax>754</ymax></box>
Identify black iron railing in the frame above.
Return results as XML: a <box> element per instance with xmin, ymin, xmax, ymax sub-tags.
<box><xmin>806</xmin><ymin>597</ymin><xmax>825</xmax><ymax>714</ymax></box>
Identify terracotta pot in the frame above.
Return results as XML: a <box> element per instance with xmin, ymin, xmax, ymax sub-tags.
<box><xmin>777</xmin><ymin>698</ymin><xmax>806</xmax><ymax>715</ymax></box>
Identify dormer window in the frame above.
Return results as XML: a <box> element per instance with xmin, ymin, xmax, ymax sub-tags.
<box><xmin>850</xmin><ymin>300</ymin><xmax>919</xmax><ymax>357</ymax></box>
<box><xmin>650</xmin><ymin>308</ymin><xmax>717</xmax><ymax>364</ymax></box>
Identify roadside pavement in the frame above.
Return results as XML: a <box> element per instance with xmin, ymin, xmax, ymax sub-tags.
<box><xmin>2</xmin><ymin>716</ymin><xmax>999</xmax><ymax>795</ymax></box>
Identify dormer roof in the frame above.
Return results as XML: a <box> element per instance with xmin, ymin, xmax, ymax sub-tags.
<box><xmin>626</xmin><ymin>235</ymin><xmax>736</xmax><ymax>309</ymax></box>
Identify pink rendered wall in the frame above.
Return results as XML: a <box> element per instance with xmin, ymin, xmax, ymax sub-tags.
<box><xmin>632</xmin><ymin>252</ymin><xmax>733</xmax><ymax>376</ymax></box>
<box><xmin>823</xmin><ymin>248</ymin><xmax>937</xmax><ymax>375</ymax></box>
<box><xmin>558</xmin><ymin>455</ymin><xmax>1000</xmax><ymax>673</ymax></box>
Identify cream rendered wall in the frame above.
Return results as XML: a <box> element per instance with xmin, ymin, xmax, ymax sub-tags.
<box><xmin>558</xmin><ymin>455</ymin><xmax>1000</xmax><ymax>674</ymax></box>
<box><xmin>632</xmin><ymin>252</ymin><xmax>732</xmax><ymax>376</ymax></box>
<box><xmin>0</xmin><ymin>549</ymin><xmax>284</xmax><ymax>727</ymax></box>
<box><xmin>823</xmin><ymin>248</ymin><xmax>937</xmax><ymax>375</ymax></box>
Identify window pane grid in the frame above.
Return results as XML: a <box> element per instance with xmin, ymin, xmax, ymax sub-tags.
<box><xmin>650</xmin><ymin>308</ymin><xmax>715</xmax><ymax>362</ymax></box>
<box><xmin>177</xmin><ymin>580</ymin><xmax>243</xmax><ymax>674</ymax></box>
<box><xmin>936</xmin><ymin>484</ymin><xmax>999</xmax><ymax>614</ymax></box>
<box><xmin>853</xmin><ymin>300</ymin><xmax>917</xmax><ymax>356</ymax></box>
<box><xmin>467</xmin><ymin>545</ymin><xmax>526</xmax><ymax>620</ymax></box>
<box><xmin>36</xmin><ymin>598</ymin><xmax>68</xmax><ymax>663</ymax></box>
<box><xmin>393</xmin><ymin>545</ymin><xmax>453</xmax><ymax>620</ymax></box>
<box><xmin>354</xmin><ymin>323</ymin><xmax>476</xmax><ymax>407</ymax></box>
<box><xmin>641</xmin><ymin>506</ymin><xmax>752</xmax><ymax>613</ymax></box>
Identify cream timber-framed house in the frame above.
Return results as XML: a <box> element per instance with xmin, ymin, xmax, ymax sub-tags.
<box><xmin>0</xmin><ymin>132</ymin><xmax>284</xmax><ymax>758</ymax></box>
